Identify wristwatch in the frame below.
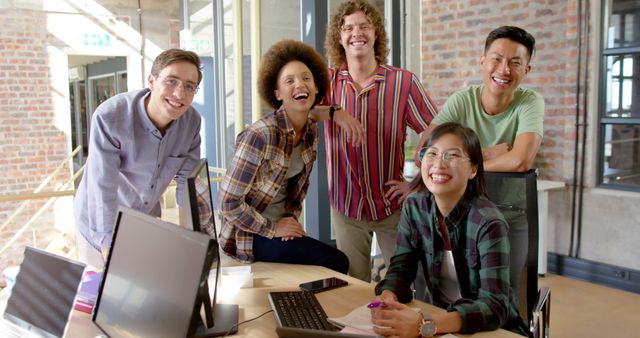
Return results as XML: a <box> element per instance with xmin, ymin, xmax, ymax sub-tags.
<box><xmin>329</xmin><ymin>105</ymin><xmax>340</xmax><ymax>120</ymax></box>
<box><xmin>418</xmin><ymin>310</ymin><xmax>437</xmax><ymax>337</ymax></box>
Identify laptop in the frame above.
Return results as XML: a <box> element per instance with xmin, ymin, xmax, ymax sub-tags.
<box><xmin>2</xmin><ymin>246</ymin><xmax>86</xmax><ymax>338</ymax></box>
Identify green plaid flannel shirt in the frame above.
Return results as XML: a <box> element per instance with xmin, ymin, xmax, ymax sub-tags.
<box><xmin>375</xmin><ymin>190</ymin><xmax>526</xmax><ymax>335</ymax></box>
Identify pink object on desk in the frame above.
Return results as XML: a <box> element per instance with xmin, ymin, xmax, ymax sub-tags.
<box><xmin>366</xmin><ymin>301</ymin><xmax>386</xmax><ymax>309</ymax></box>
<box><xmin>74</xmin><ymin>271</ymin><xmax>102</xmax><ymax>314</ymax></box>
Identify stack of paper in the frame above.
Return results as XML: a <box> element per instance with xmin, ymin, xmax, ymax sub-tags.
<box><xmin>328</xmin><ymin>304</ymin><xmax>428</xmax><ymax>337</ymax></box>
<box><xmin>74</xmin><ymin>270</ymin><xmax>103</xmax><ymax>314</ymax></box>
<box><xmin>327</xmin><ymin>305</ymin><xmax>378</xmax><ymax>336</ymax></box>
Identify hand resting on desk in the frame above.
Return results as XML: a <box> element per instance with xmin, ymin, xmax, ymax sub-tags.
<box><xmin>370</xmin><ymin>299</ymin><xmax>422</xmax><ymax>338</ymax></box>
<box><xmin>370</xmin><ymin>289</ymin><xmax>464</xmax><ymax>337</ymax></box>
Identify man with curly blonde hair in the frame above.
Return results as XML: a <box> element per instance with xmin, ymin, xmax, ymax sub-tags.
<box><xmin>322</xmin><ymin>0</ymin><xmax>438</xmax><ymax>282</ymax></box>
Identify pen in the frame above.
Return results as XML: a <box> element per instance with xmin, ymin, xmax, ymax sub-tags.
<box><xmin>367</xmin><ymin>301</ymin><xmax>386</xmax><ymax>309</ymax></box>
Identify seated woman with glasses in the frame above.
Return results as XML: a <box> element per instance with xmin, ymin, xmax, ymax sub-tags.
<box><xmin>217</xmin><ymin>39</ymin><xmax>349</xmax><ymax>274</ymax></box>
<box><xmin>369</xmin><ymin>122</ymin><xmax>527</xmax><ymax>337</ymax></box>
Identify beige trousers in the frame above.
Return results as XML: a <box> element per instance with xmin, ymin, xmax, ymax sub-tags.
<box><xmin>331</xmin><ymin>208</ymin><xmax>400</xmax><ymax>282</ymax></box>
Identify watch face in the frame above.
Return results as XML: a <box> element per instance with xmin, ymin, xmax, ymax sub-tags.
<box><xmin>420</xmin><ymin>322</ymin><xmax>437</xmax><ymax>337</ymax></box>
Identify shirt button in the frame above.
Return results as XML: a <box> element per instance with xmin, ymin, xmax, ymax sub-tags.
<box><xmin>144</xmin><ymin>202</ymin><xmax>148</xmax><ymax>205</ymax></box>
<box><xmin>151</xmin><ymin>185</ymin><xmax>154</xmax><ymax>189</ymax></box>
<box><xmin>157</xmin><ymin>164</ymin><xmax>160</xmax><ymax>168</ymax></box>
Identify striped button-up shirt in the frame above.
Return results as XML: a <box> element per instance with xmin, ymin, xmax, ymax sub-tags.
<box><xmin>375</xmin><ymin>191</ymin><xmax>526</xmax><ymax>335</ymax></box>
<box><xmin>217</xmin><ymin>108</ymin><xmax>317</xmax><ymax>262</ymax></box>
<box><xmin>325</xmin><ymin>64</ymin><xmax>437</xmax><ymax>221</ymax></box>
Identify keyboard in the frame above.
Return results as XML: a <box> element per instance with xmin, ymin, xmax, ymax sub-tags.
<box><xmin>268</xmin><ymin>291</ymin><xmax>335</xmax><ymax>331</ymax></box>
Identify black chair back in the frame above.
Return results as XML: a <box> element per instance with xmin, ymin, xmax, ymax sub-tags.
<box><xmin>485</xmin><ymin>169</ymin><xmax>540</xmax><ymax>329</ymax></box>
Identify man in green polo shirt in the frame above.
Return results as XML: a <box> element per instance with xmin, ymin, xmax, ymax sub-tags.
<box><xmin>414</xmin><ymin>26</ymin><xmax>544</xmax><ymax>298</ymax></box>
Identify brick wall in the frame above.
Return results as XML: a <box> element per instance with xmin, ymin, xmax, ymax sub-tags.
<box><xmin>420</xmin><ymin>0</ymin><xmax>586</xmax><ymax>181</ymax></box>
<box><xmin>0</xmin><ymin>8</ymin><xmax>71</xmax><ymax>272</ymax></box>
<box><xmin>0</xmin><ymin>2</ymin><xmax>182</xmax><ymax>277</ymax></box>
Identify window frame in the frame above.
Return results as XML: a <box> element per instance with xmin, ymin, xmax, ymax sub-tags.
<box><xmin>598</xmin><ymin>0</ymin><xmax>640</xmax><ymax>191</ymax></box>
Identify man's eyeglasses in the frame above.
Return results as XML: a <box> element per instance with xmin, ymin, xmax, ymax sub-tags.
<box><xmin>158</xmin><ymin>76</ymin><xmax>199</xmax><ymax>95</ymax></box>
<box><xmin>418</xmin><ymin>147</ymin><xmax>470</xmax><ymax>166</ymax></box>
<box><xmin>341</xmin><ymin>23</ymin><xmax>372</xmax><ymax>33</ymax></box>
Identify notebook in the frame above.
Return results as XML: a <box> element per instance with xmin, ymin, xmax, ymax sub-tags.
<box><xmin>74</xmin><ymin>270</ymin><xmax>103</xmax><ymax>314</ymax></box>
<box><xmin>2</xmin><ymin>246</ymin><xmax>86</xmax><ymax>338</ymax></box>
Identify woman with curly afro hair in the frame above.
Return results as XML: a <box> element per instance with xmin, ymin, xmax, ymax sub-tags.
<box><xmin>217</xmin><ymin>39</ymin><xmax>349</xmax><ymax>273</ymax></box>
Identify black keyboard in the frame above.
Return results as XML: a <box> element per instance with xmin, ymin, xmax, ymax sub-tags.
<box><xmin>268</xmin><ymin>291</ymin><xmax>335</xmax><ymax>331</ymax></box>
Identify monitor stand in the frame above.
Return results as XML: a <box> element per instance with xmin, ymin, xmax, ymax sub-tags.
<box><xmin>194</xmin><ymin>303</ymin><xmax>239</xmax><ymax>337</ymax></box>
<box><xmin>193</xmin><ymin>279</ymin><xmax>239</xmax><ymax>337</ymax></box>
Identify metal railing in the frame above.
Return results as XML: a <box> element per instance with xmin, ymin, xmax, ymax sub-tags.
<box><xmin>0</xmin><ymin>146</ymin><xmax>84</xmax><ymax>257</ymax></box>
<box><xmin>0</xmin><ymin>149</ymin><xmax>226</xmax><ymax>258</ymax></box>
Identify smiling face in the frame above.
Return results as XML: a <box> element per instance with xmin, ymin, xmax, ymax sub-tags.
<box><xmin>274</xmin><ymin>60</ymin><xmax>318</xmax><ymax>117</ymax></box>
<box><xmin>146</xmin><ymin>61</ymin><xmax>200</xmax><ymax>130</ymax></box>
<box><xmin>340</xmin><ymin>11</ymin><xmax>376</xmax><ymax>61</ymax></box>
<box><xmin>480</xmin><ymin>38</ymin><xmax>531</xmax><ymax>100</ymax></box>
<box><xmin>421</xmin><ymin>133</ymin><xmax>478</xmax><ymax>205</ymax></box>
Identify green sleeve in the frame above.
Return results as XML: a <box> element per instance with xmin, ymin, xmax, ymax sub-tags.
<box><xmin>433</xmin><ymin>93</ymin><xmax>463</xmax><ymax>125</ymax></box>
<box><xmin>515</xmin><ymin>89</ymin><xmax>544</xmax><ymax>137</ymax></box>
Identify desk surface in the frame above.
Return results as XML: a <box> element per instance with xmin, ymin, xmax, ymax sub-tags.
<box><xmin>1</xmin><ymin>261</ymin><xmax>519</xmax><ymax>338</ymax></box>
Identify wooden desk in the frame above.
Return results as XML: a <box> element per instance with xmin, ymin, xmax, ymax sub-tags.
<box><xmin>1</xmin><ymin>262</ymin><xmax>519</xmax><ymax>338</ymax></box>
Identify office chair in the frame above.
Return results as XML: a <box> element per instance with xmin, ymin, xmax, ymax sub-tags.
<box><xmin>485</xmin><ymin>169</ymin><xmax>551</xmax><ymax>338</ymax></box>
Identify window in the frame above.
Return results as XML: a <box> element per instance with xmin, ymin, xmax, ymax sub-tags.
<box><xmin>600</xmin><ymin>0</ymin><xmax>640</xmax><ymax>189</ymax></box>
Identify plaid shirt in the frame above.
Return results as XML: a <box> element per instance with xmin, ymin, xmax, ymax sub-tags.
<box><xmin>217</xmin><ymin>108</ymin><xmax>317</xmax><ymax>262</ymax></box>
<box><xmin>375</xmin><ymin>191</ymin><xmax>526</xmax><ymax>335</ymax></box>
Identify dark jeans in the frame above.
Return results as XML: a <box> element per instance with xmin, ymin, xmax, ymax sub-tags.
<box><xmin>253</xmin><ymin>235</ymin><xmax>349</xmax><ymax>274</ymax></box>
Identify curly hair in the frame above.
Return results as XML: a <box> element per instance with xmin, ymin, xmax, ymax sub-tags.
<box><xmin>324</xmin><ymin>0</ymin><xmax>389</xmax><ymax>66</ymax></box>
<box><xmin>258</xmin><ymin>39</ymin><xmax>329</xmax><ymax>110</ymax></box>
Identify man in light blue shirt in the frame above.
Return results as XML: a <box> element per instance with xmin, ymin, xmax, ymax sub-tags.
<box><xmin>74</xmin><ymin>49</ymin><xmax>203</xmax><ymax>268</ymax></box>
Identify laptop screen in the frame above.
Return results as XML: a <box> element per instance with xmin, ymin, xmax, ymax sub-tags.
<box><xmin>3</xmin><ymin>246</ymin><xmax>85</xmax><ymax>338</ymax></box>
<box><xmin>92</xmin><ymin>207</ymin><xmax>216</xmax><ymax>338</ymax></box>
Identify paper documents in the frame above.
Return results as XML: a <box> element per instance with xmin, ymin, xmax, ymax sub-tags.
<box><xmin>328</xmin><ymin>304</ymin><xmax>424</xmax><ymax>337</ymax></box>
<box><xmin>327</xmin><ymin>305</ymin><xmax>378</xmax><ymax>336</ymax></box>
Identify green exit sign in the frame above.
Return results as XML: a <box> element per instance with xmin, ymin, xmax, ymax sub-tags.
<box><xmin>84</xmin><ymin>34</ymin><xmax>111</xmax><ymax>47</ymax></box>
<box><xmin>191</xmin><ymin>39</ymin><xmax>211</xmax><ymax>52</ymax></box>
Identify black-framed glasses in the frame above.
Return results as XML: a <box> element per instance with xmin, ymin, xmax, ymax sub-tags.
<box><xmin>418</xmin><ymin>147</ymin><xmax>470</xmax><ymax>166</ymax></box>
<box><xmin>158</xmin><ymin>76</ymin><xmax>199</xmax><ymax>95</ymax></box>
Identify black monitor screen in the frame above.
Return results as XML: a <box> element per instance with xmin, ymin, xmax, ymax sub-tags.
<box><xmin>3</xmin><ymin>246</ymin><xmax>85</xmax><ymax>338</ymax></box>
<box><xmin>186</xmin><ymin>158</ymin><xmax>217</xmax><ymax>238</ymax></box>
<box><xmin>92</xmin><ymin>207</ymin><xmax>216</xmax><ymax>338</ymax></box>
<box><xmin>185</xmin><ymin>158</ymin><xmax>238</xmax><ymax>337</ymax></box>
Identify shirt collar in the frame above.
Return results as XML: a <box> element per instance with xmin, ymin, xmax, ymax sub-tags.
<box><xmin>445</xmin><ymin>195</ymin><xmax>472</xmax><ymax>227</ymax></box>
<box><xmin>274</xmin><ymin>105</ymin><xmax>315</xmax><ymax>139</ymax></box>
<box><xmin>137</xmin><ymin>89</ymin><xmax>161</xmax><ymax>135</ymax></box>
<box><xmin>427</xmin><ymin>192</ymin><xmax>471</xmax><ymax>228</ymax></box>
<box><xmin>336</xmin><ymin>63</ymin><xmax>387</xmax><ymax>83</ymax></box>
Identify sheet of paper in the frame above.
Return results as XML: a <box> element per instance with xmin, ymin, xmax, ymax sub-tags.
<box><xmin>328</xmin><ymin>305</ymin><xmax>377</xmax><ymax>334</ymax></box>
<box><xmin>340</xmin><ymin>326</ymin><xmax>377</xmax><ymax>336</ymax></box>
<box><xmin>328</xmin><ymin>304</ymin><xmax>422</xmax><ymax>336</ymax></box>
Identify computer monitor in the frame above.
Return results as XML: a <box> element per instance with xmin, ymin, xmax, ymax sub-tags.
<box><xmin>185</xmin><ymin>158</ymin><xmax>239</xmax><ymax>337</ymax></box>
<box><xmin>3</xmin><ymin>246</ymin><xmax>85</xmax><ymax>338</ymax></box>
<box><xmin>92</xmin><ymin>207</ymin><xmax>220</xmax><ymax>338</ymax></box>
<box><xmin>185</xmin><ymin>158</ymin><xmax>217</xmax><ymax>237</ymax></box>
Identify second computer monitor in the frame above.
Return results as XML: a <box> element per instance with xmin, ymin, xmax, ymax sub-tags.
<box><xmin>185</xmin><ymin>158</ymin><xmax>239</xmax><ymax>337</ymax></box>
<box><xmin>186</xmin><ymin>158</ymin><xmax>217</xmax><ymax>238</ymax></box>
